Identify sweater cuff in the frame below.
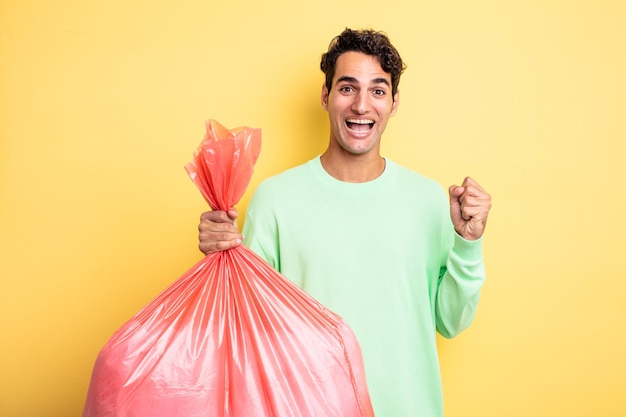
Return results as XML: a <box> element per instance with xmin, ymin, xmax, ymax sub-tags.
<box><xmin>452</xmin><ymin>233</ymin><xmax>484</xmax><ymax>261</ymax></box>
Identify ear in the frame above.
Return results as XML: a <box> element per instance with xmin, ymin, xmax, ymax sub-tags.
<box><xmin>321</xmin><ymin>83</ymin><xmax>329</xmax><ymax>110</ymax></box>
<box><xmin>390</xmin><ymin>90</ymin><xmax>400</xmax><ymax>116</ymax></box>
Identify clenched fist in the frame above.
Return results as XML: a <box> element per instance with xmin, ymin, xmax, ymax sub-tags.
<box><xmin>198</xmin><ymin>208</ymin><xmax>243</xmax><ymax>255</ymax></box>
<box><xmin>448</xmin><ymin>177</ymin><xmax>491</xmax><ymax>241</ymax></box>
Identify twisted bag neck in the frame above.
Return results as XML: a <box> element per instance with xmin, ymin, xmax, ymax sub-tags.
<box><xmin>185</xmin><ymin>119</ymin><xmax>261</xmax><ymax>211</ymax></box>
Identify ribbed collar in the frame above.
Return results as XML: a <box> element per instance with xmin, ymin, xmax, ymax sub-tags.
<box><xmin>306</xmin><ymin>155</ymin><xmax>399</xmax><ymax>197</ymax></box>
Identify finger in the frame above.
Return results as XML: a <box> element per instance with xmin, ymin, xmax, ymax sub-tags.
<box><xmin>199</xmin><ymin>224</ymin><xmax>242</xmax><ymax>238</ymax></box>
<box><xmin>463</xmin><ymin>188</ymin><xmax>490</xmax><ymax>201</ymax></box>
<box><xmin>199</xmin><ymin>237</ymin><xmax>242</xmax><ymax>255</ymax></box>
<box><xmin>198</xmin><ymin>226</ymin><xmax>242</xmax><ymax>245</ymax></box>
<box><xmin>461</xmin><ymin>195</ymin><xmax>491</xmax><ymax>213</ymax></box>
<box><xmin>200</xmin><ymin>210</ymin><xmax>235</xmax><ymax>225</ymax></box>
<box><xmin>462</xmin><ymin>177</ymin><xmax>486</xmax><ymax>193</ymax></box>
<box><xmin>458</xmin><ymin>191</ymin><xmax>479</xmax><ymax>206</ymax></box>
<box><xmin>460</xmin><ymin>205</ymin><xmax>486</xmax><ymax>221</ymax></box>
<box><xmin>199</xmin><ymin>217</ymin><xmax>241</xmax><ymax>237</ymax></box>
<box><xmin>448</xmin><ymin>185</ymin><xmax>464</xmax><ymax>200</ymax></box>
<box><xmin>461</xmin><ymin>197</ymin><xmax>491</xmax><ymax>223</ymax></box>
<box><xmin>458</xmin><ymin>193</ymin><xmax>482</xmax><ymax>207</ymax></box>
<box><xmin>459</xmin><ymin>199</ymin><xmax>476</xmax><ymax>220</ymax></box>
<box><xmin>226</xmin><ymin>207</ymin><xmax>239</xmax><ymax>221</ymax></box>
<box><xmin>458</xmin><ymin>187</ymin><xmax>491</xmax><ymax>209</ymax></box>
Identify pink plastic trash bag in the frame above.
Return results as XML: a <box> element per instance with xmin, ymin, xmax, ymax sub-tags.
<box><xmin>82</xmin><ymin>119</ymin><xmax>375</xmax><ymax>417</ymax></box>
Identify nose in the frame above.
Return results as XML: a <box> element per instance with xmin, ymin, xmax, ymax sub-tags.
<box><xmin>351</xmin><ymin>90</ymin><xmax>368</xmax><ymax>114</ymax></box>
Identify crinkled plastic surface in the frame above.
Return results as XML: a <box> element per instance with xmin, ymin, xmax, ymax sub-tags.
<box><xmin>82</xmin><ymin>119</ymin><xmax>375</xmax><ymax>417</ymax></box>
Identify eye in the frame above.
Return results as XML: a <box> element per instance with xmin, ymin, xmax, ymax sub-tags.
<box><xmin>373</xmin><ymin>89</ymin><xmax>386</xmax><ymax>96</ymax></box>
<box><xmin>339</xmin><ymin>85</ymin><xmax>355</xmax><ymax>93</ymax></box>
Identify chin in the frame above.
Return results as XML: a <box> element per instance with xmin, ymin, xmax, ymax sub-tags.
<box><xmin>341</xmin><ymin>144</ymin><xmax>377</xmax><ymax>156</ymax></box>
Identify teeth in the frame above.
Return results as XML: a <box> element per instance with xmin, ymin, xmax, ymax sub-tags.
<box><xmin>346</xmin><ymin>119</ymin><xmax>374</xmax><ymax>124</ymax></box>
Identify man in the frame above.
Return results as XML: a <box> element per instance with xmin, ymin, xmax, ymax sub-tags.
<box><xmin>198</xmin><ymin>28</ymin><xmax>491</xmax><ymax>417</ymax></box>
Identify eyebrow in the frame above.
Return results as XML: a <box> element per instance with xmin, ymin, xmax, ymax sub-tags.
<box><xmin>336</xmin><ymin>76</ymin><xmax>391</xmax><ymax>87</ymax></box>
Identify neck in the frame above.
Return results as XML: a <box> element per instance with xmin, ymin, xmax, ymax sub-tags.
<box><xmin>320</xmin><ymin>150</ymin><xmax>386</xmax><ymax>183</ymax></box>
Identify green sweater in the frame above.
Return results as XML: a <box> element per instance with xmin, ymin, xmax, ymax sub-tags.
<box><xmin>242</xmin><ymin>157</ymin><xmax>485</xmax><ymax>417</ymax></box>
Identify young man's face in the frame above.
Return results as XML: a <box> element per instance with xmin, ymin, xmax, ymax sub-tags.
<box><xmin>321</xmin><ymin>51</ymin><xmax>399</xmax><ymax>157</ymax></box>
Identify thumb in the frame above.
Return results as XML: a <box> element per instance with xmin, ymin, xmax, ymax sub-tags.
<box><xmin>448</xmin><ymin>184</ymin><xmax>463</xmax><ymax>205</ymax></box>
<box><xmin>448</xmin><ymin>184</ymin><xmax>465</xmax><ymax>226</ymax></box>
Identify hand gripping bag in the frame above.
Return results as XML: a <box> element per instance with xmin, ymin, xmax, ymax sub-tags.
<box><xmin>82</xmin><ymin>120</ymin><xmax>375</xmax><ymax>417</ymax></box>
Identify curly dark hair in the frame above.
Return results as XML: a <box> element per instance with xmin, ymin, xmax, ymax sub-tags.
<box><xmin>320</xmin><ymin>28</ymin><xmax>406</xmax><ymax>97</ymax></box>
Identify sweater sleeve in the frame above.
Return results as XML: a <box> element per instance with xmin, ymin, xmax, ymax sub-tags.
<box><xmin>241</xmin><ymin>184</ymin><xmax>281</xmax><ymax>271</ymax></box>
<box><xmin>435</xmin><ymin>233</ymin><xmax>485</xmax><ymax>339</ymax></box>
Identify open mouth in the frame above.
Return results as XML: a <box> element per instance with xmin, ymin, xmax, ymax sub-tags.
<box><xmin>346</xmin><ymin>118</ymin><xmax>374</xmax><ymax>132</ymax></box>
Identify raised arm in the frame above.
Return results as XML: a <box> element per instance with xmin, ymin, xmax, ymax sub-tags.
<box><xmin>436</xmin><ymin>177</ymin><xmax>492</xmax><ymax>338</ymax></box>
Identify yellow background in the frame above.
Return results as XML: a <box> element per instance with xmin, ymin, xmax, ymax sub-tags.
<box><xmin>1</xmin><ymin>1</ymin><xmax>625</xmax><ymax>416</ymax></box>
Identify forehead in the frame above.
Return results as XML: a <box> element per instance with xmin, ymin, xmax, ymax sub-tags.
<box><xmin>333</xmin><ymin>51</ymin><xmax>391</xmax><ymax>84</ymax></box>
